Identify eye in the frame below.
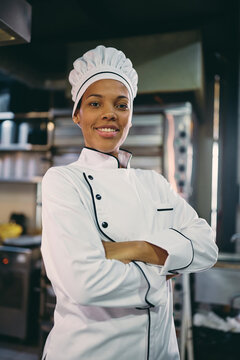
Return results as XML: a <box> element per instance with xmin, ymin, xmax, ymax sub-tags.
<box><xmin>116</xmin><ymin>103</ymin><xmax>129</xmax><ymax>110</ymax></box>
<box><xmin>89</xmin><ymin>101</ymin><xmax>100</xmax><ymax>107</ymax></box>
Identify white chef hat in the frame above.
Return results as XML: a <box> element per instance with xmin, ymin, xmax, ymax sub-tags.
<box><xmin>69</xmin><ymin>45</ymin><xmax>138</xmax><ymax>117</ymax></box>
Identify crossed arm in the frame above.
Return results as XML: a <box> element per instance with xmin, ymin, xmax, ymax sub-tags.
<box><xmin>102</xmin><ymin>240</ymin><xmax>168</xmax><ymax>265</ymax></box>
<box><xmin>102</xmin><ymin>240</ymin><xmax>177</xmax><ymax>280</ymax></box>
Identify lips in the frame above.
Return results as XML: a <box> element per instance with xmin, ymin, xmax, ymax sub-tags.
<box><xmin>95</xmin><ymin>126</ymin><xmax>119</xmax><ymax>138</ymax></box>
<box><xmin>96</xmin><ymin>125</ymin><xmax>119</xmax><ymax>131</ymax></box>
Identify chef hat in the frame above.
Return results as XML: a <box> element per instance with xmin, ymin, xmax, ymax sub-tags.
<box><xmin>69</xmin><ymin>45</ymin><xmax>138</xmax><ymax>117</ymax></box>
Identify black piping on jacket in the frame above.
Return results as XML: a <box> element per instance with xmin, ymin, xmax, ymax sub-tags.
<box><xmin>83</xmin><ymin>171</ymin><xmax>153</xmax><ymax>360</ymax></box>
<box><xmin>84</xmin><ymin>146</ymin><xmax>132</xmax><ymax>169</ymax></box>
<box><xmin>168</xmin><ymin>228</ymin><xmax>194</xmax><ymax>274</ymax></box>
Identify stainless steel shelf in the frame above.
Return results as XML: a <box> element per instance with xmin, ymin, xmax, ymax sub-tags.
<box><xmin>0</xmin><ymin>144</ymin><xmax>51</xmax><ymax>152</ymax></box>
<box><xmin>0</xmin><ymin>109</ymin><xmax>72</xmax><ymax>120</ymax></box>
<box><xmin>0</xmin><ymin>176</ymin><xmax>43</xmax><ymax>183</ymax></box>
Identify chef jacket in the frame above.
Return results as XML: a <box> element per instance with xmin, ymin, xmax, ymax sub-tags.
<box><xmin>41</xmin><ymin>147</ymin><xmax>218</xmax><ymax>360</ymax></box>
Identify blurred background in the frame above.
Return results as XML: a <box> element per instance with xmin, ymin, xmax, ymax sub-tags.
<box><xmin>0</xmin><ymin>0</ymin><xmax>239</xmax><ymax>359</ymax></box>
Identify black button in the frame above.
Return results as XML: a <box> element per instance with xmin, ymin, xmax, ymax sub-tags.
<box><xmin>88</xmin><ymin>175</ymin><xmax>94</xmax><ymax>180</ymax></box>
<box><xmin>96</xmin><ymin>194</ymin><xmax>102</xmax><ymax>200</ymax></box>
<box><xmin>102</xmin><ymin>222</ymin><xmax>108</xmax><ymax>228</ymax></box>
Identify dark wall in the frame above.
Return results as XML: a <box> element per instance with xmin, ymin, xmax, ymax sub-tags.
<box><xmin>0</xmin><ymin>73</ymin><xmax>70</xmax><ymax>113</ymax></box>
<box><xmin>202</xmin><ymin>1</ymin><xmax>239</xmax><ymax>251</ymax></box>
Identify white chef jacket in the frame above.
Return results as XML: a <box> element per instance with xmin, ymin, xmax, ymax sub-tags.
<box><xmin>41</xmin><ymin>147</ymin><xmax>218</xmax><ymax>360</ymax></box>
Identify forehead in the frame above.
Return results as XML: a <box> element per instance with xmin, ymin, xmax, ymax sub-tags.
<box><xmin>83</xmin><ymin>79</ymin><xmax>130</xmax><ymax>99</ymax></box>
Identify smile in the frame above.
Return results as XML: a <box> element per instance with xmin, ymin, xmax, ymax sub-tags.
<box><xmin>95</xmin><ymin>127</ymin><xmax>119</xmax><ymax>138</ymax></box>
<box><xmin>97</xmin><ymin>128</ymin><xmax>119</xmax><ymax>132</ymax></box>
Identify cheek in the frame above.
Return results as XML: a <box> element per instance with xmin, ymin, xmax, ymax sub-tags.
<box><xmin>123</xmin><ymin>117</ymin><xmax>132</xmax><ymax>132</ymax></box>
<box><xmin>78</xmin><ymin>111</ymin><xmax>93</xmax><ymax>132</ymax></box>
<box><xmin>124</xmin><ymin>122</ymin><xmax>131</xmax><ymax>132</ymax></box>
<box><xmin>121</xmin><ymin>121</ymin><xmax>131</xmax><ymax>140</ymax></box>
<box><xmin>122</xmin><ymin>112</ymin><xmax>131</xmax><ymax>125</ymax></box>
<box><xmin>81</xmin><ymin>125</ymin><xmax>91</xmax><ymax>137</ymax></box>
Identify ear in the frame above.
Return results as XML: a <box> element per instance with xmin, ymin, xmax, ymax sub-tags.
<box><xmin>73</xmin><ymin>109</ymin><xmax>81</xmax><ymax>127</ymax></box>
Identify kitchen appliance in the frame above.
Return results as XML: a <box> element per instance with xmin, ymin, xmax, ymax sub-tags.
<box><xmin>0</xmin><ymin>236</ymin><xmax>41</xmax><ymax>340</ymax></box>
<box><xmin>128</xmin><ymin>102</ymin><xmax>194</xmax><ymax>196</ymax></box>
<box><xmin>163</xmin><ymin>103</ymin><xmax>194</xmax><ymax>199</ymax></box>
<box><xmin>0</xmin><ymin>0</ymin><xmax>31</xmax><ymax>46</ymax></box>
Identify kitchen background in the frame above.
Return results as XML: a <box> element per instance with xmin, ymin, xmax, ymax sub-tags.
<box><xmin>0</xmin><ymin>0</ymin><xmax>239</xmax><ymax>359</ymax></box>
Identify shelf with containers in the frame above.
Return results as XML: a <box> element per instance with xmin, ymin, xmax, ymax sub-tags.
<box><xmin>0</xmin><ymin>111</ymin><xmax>54</xmax><ymax>182</ymax></box>
<box><xmin>0</xmin><ymin>111</ymin><xmax>55</xmax><ymax>234</ymax></box>
<box><xmin>0</xmin><ymin>108</ymin><xmax>82</xmax><ymax>233</ymax></box>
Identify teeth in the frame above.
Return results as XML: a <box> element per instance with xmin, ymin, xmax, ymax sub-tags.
<box><xmin>98</xmin><ymin>128</ymin><xmax>117</xmax><ymax>132</ymax></box>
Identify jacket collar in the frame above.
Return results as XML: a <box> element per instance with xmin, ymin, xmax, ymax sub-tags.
<box><xmin>76</xmin><ymin>147</ymin><xmax>132</xmax><ymax>169</ymax></box>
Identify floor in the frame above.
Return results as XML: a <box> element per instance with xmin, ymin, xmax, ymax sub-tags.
<box><xmin>0</xmin><ymin>336</ymin><xmax>39</xmax><ymax>360</ymax></box>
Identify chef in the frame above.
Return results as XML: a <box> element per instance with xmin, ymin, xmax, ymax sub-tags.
<box><xmin>41</xmin><ymin>45</ymin><xmax>218</xmax><ymax>360</ymax></box>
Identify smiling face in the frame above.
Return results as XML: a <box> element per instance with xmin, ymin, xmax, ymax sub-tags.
<box><xmin>73</xmin><ymin>79</ymin><xmax>132</xmax><ymax>157</ymax></box>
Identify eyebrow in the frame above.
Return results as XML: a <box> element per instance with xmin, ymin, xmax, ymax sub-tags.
<box><xmin>87</xmin><ymin>94</ymin><xmax>129</xmax><ymax>100</ymax></box>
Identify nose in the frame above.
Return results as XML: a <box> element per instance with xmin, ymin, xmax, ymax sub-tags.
<box><xmin>101</xmin><ymin>112</ymin><xmax>117</xmax><ymax>121</ymax></box>
<box><xmin>101</xmin><ymin>107</ymin><xmax>117</xmax><ymax>121</ymax></box>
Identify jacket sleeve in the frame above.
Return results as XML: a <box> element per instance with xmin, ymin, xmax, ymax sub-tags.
<box><xmin>41</xmin><ymin>167</ymin><xmax>167</xmax><ymax>308</ymax></box>
<box><xmin>147</xmin><ymin>174</ymin><xmax>218</xmax><ymax>275</ymax></box>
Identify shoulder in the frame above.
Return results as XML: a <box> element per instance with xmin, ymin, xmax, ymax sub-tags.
<box><xmin>133</xmin><ymin>168</ymin><xmax>168</xmax><ymax>186</ymax></box>
<box><xmin>42</xmin><ymin>165</ymin><xmax>70</xmax><ymax>183</ymax></box>
<box><xmin>132</xmin><ymin>168</ymin><xmax>178</xmax><ymax>203</ymax></box>
<box><xmin>42</xmin><ymin>163</ymin><xmax>83</xmax><ymax>192</ymax></box>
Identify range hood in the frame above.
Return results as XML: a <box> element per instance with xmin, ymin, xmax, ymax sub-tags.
<box><xmin>0</xmin><ymin>0</ymin><xmax>31</xmax><ymax>46</ymax></box>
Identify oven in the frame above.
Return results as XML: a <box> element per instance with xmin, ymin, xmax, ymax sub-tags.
<box><xmin>0</xmin><ymin>245</ymin><xmax>41</xmax><ymax>340</ymax></box>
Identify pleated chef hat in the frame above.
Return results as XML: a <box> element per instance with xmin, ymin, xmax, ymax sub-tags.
<box><xmin>69</xmin><ymin>45</ymin><xmax>138</xmax><ymax>117</ymax></box>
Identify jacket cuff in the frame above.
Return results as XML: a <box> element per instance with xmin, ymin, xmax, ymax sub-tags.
<box><xmin>147</xmin><ymin>228</ymin><xmax>194</xmax><ymax>275</ymax></box>
<box><xmin>134</xmin><ymin>261</ymin><xmax>168</xmax><ymax>307</ymax></box>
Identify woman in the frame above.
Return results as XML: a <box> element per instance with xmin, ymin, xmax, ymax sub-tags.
<box><xmin>41</xmin><ymin>45</ymin><xmax>218</xmax><ymax>360</ymax></box>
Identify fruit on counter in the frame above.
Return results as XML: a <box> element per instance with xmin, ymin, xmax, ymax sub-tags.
<box><xmin>0</xmin><ymin>223</ymin><xmax>23</xmax><ymax>243</ymax></box>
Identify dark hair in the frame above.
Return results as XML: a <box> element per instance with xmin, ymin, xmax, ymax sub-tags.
<box><xmin>76</xmin><ymin>98</ymin><xmax>82</xmax><ymax>111</ymax></box>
